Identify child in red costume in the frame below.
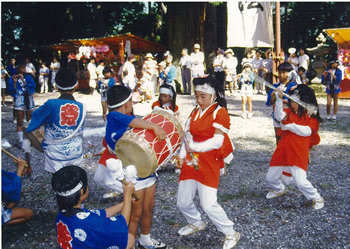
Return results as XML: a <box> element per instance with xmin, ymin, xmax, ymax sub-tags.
<box><xmin>265</xmin><ymin>84</ymin><xmax>324</xmax><ymax>210</ymax></box>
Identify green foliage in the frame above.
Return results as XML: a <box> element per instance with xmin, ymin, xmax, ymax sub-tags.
<box><xmin>1</xmin><ymin>2</ymin><xmax>164</xmax><ymax>59</ymax></box>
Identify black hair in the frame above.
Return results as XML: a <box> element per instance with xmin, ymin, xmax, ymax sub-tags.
<box><xmin>107</xmin><ymin>85</ymin><xmax>132</xmax><ymax>110</ymax></box>
<box><xmin>103</xmin><ymin>66</ymin><xmax>112</xmax><ymax>75</ymax></box>
<box><xmin>298</xmin><ymin>66</ymin><xmax>306</xmax><ymax>73</ymax></box>
<box><xmin>51</xmin><ymin>166</ymin><xmax>88</xmax><ymax>212</ymax></box>
<box><xmin>193</xmin><ymin>75</ymin><xmax>227</xmax><ymax>109</ymax></box>
<box><xmin>278</xmin><ymin>62</ymin><xmax>293</xmax><ymax>72</ymax></box>
<box><xmin>289</xmin><ymin>84</ymin><xmax>322</xmax><ymax>122</ymax></box>
<box><xmin>159</xmin><ymin>84</ymin><xmax>177</xmax><ymax>112</ymax></box>
<box><xmin>55</xmin><ymin>67</ymin><xmax>78</xmax><ymax>92</ymax></box>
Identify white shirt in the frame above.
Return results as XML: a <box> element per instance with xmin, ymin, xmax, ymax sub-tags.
<box><xmin>223</xmin><ymin>57</ymin><xmax>238</xmax><ymax>74</ymax></box>
<box><xmin>26</xmin><ymin>63</ymin><xmax>36</xmax><ymax>74</ymax></box>
<box><xmin>213</xmin><ymin>54</ymin><xmax>225</xmax><ymax>72</ymax></box>
<box><xmin>298</xmin><ymin>54</ymin><xmax>309</xmax><ymax>70</ymax></box>
<box><xmin>87</xmin><ymin>62</ymin><xmax>97</xmax><ymax>80</ymax></box>
<box><xmin>190</xmin><ymin>51</ymin><xmax>205</xmax><ymax>77</ymax></box>
<box><xmin>262</xmin><ymin>58</ymin><xmax>273</xmax><ymax>73</ymax></box>
<box><xmin>179</xmin><ymin>55</ymin><xmax>192</xmax><ymax>69</ymax></box>
<box><xmin>288</xmin><ymin>56</ymin><xmax>299</xmax><ymax>71</ymax></box>
<box><xmin>50</xmin><ymin>62</ymin><xmax>60</xmax><ymax>72</ymax></box>
<box><xmin>96</xmin><ymin>65</ymin><xmax>105</xmax><ymax>80</ymax></box>
<box><xmin>252</xmin><ymin>57</ymin><xmax>263</xmax><ymax>71</ymax></box>
<box><xmin>122</xmin><ymin>61</ymin><xmax>136</xmax><ymax>89</ymax></box>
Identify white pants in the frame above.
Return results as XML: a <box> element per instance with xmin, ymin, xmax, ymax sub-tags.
<box><xmin>94</xmin><ymin>164</ymin><xmax>156</xmax><ymax>193</ymax></box>
<box><xmin>266</xmin><ymin>166</ymin><xmax>321</xmax><ymax>200</ymax></box>
<box><xmin>177</xmin><ymin>179</ymin><xmax>234</xmax><ymax>235</ymax></box>
<box><xmin>40</xmin><ymin>77</ymin><xmax>49</xmax><ymax>93</ymax></box>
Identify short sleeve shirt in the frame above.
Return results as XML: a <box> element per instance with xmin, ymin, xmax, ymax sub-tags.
<box><xmin>56</xmin><ymin>209</ymin><xmax>128</xmax><ymax>249</ymax></box>
<box><xmin>105</xmin><ymin>111</ymin><xmax>135</xmax><ymax>150</ymax></box>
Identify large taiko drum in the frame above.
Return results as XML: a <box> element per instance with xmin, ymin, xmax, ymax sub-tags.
<box><xmin>115</xmin><ymin>108</ymin><xmax>183</xmax><ymax>178</ymax></box>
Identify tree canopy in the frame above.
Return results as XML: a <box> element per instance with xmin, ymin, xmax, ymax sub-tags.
<box><xmin>1</xmin><ymin>2</ymin><xmax>350</xmax><ymax>62</ymax></box>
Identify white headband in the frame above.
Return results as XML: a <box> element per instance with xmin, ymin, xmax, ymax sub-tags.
<box><xmin>195</xmin><ymin>83</ymin><xmax>215</xmax><ymax>95</ymax></box>
<box><xmin>108</xmin><ymin>92</ymin><xmax>132</xmax><ymax>109</ymax></box>
<box><xmin>159</xmin><ymin>87</ymin><xmax>173</xmax><ymax>97</ymax></box>
<box><xmin>56</xmin><ymin>81</ymin><xmax>79</xmax><ymax>91</ymax></box>
<box><xmin>56</xmin><ymin>181</ymin><xmax>83</xmax><ymax>197</ymax></box>
<box><xmin>290</xmin><ymin>93</ymin><xmax>300</xmax><ymax>102</ymax></box>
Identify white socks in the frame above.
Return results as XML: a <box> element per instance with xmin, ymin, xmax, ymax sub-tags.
<box><xmin>139</xmin><ymin>233</ymin><xmax>152</xmax><ymax>246</ymax></box>
<box><xmin>17</xmin><ymin>131</ymin><xmax>23</xmax><ymax>143</ymax></box>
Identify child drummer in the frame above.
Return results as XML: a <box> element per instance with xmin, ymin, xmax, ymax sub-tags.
<box><xmin>95</xmin><ymin>85</ymin><xmax>167</xmax><ymax>249</ymax></box>
<box><xmin>176</xmin><ymin>76</ymin><xmax>239</xmax><ymax>249</ymax></box>
<box><xmin>26</xmin><ymin>67</ymin><xmax>86</xmax><ymax>173</ymax></box>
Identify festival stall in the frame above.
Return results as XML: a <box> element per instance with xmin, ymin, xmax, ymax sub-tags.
<box><xmin>324</xmin><ymin>27</ymin><xmax>350</xmax><ymax>98</ymax></box>
<box><xmin>50</xmin><ymin>33</ymin><xmax>166</xmax><ymax>90</ymax></box>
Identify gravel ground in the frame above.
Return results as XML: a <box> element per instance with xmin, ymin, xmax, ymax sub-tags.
<box><xmin>2</xmin><ymin>89</ymin><xmax>350</xmax><ymax>249</ymax></box>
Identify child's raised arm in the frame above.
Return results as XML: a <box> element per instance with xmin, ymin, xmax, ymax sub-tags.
<box><xmin>130</xmin><ymin>118</ymin><xmax>167</xmax><ymax>140</ymax></box>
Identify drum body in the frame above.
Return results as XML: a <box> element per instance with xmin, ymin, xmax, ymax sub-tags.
<box><xmin>24</xmin><ymin>127</ymin><xmax>44</xmax><ymax>153</ymax></box>
<box><xmin>115</xmin><ymin>109</ymin><xmax>183</xmax><ymax>178</ymax></box>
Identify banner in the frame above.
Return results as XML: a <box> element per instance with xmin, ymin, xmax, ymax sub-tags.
<box><xmin>227</xmin><ymin>1</ymin><xmax>274</xmax><ymax>48</ymax></box>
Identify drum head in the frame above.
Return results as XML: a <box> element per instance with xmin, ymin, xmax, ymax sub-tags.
<box><xmin>115</xmin><ymin>133</ymin><xmax>158</xmax><ymax>178</ymax></box>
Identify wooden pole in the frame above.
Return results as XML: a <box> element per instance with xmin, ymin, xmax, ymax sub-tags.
<box><xmin>273</xmin><ymin>1</ymin><xmax>281</xmax><ymax>83</ymax></box>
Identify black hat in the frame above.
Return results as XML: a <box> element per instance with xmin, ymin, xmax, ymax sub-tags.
<box><xmin>107</xmin><ymin>85</ymin><xmax>132</xmax><ymax>109</ymax></box>
<box><xmin>52</xmin><ymin>165</ymin><xmax>88</xmax><ymax>197</ymax></box>
<box><xmin>55</xmin><ymin>68</ymin><xmax>78</xmax><ymax>91</ymax></box>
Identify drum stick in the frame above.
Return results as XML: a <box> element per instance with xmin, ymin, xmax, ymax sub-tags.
<box><xmin>1</xmin><ymin>148</ymin><xmax>29</xmax><ymax>167</ymax></box>
<box><xmin>253</xmin><ymin>73</ymin><xmax>318</xmax><ymax>115</ymax></box>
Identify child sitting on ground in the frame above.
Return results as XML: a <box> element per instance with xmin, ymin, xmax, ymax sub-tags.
<box><xmin>52</xmin><ymin>165</ymin><xmax>135</xmax><ymax>249</ymax></box>
<box><xmin>2</xmin><ymin>159</ymin><xmax>33</xmax><ymax>225</ymax></box>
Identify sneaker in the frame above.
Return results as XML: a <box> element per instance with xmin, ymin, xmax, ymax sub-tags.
<box><xmin>331</xmin><ymin>115</ymin><xmax>336</xmax><ymax>120</ymax></box>
<box><xmin>266</xmin><ymin>189</ymin><xmax>286</xmax><ymax>199</ymax></box>
<box><xmin>178</xmin><ymin>221</ymin><xmax>206</xmax><ymax>236</ymax></box>
<box><xmin>223</xmin><ymin>231</ymin><xmax>241</xmax><ymax>249</ymax></box>
<box><xmin>138</xmin><ymin>238</ymin><xmax>166</xmax><ymax>249</ymax></box>
<box><xmin>240</xmin><ymin>112</ymin><xmax>247</xmax><ymax>119</ymax></box>
<box><xmin>312</xmin><ymin>197</ymin><xmax>324</xmax><ymax>210</ymax></box>
<box><xmin>326</xmin><ymin>115</ymin><xmax>331</xmax><ymax>120</ymax></box>
<box><xmin>247</xmin><ymin>112</ymin><xmax>253</xmax><ymax>119</ymax></box>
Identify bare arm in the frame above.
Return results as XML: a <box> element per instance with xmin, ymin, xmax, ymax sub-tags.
<box><xmin>130</xmin><ymin>118</ymin><xmax>166</xmax><ymax>140</ymax></box>
<box><xmin>105</xmin><ymin>203</ymin><xmax>124</xmax><ymax>218</ymax></box>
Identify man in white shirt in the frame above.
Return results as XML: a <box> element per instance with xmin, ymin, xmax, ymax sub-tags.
<box><xmin>121</xmin><ymin>54</ymin><xmax>137</xmax><ymax>90</ymax></box>
<box><xmin>190</xmin><ymin>43</ymin><xmax>205</xmax><ymax>79</ymax></box>
<box><xmin>25</xmin><ymin>58</ymin><xmax>36</xmax><ymax>77</ymax></box>
<box><xmin>87</xmin><ymin>58</ymin><xmax>97</xmax><ymax>93</ymax></box>
<box><xmin>212</xmin><ymin>48</ymin><xmax>225</xmax><ymax>94</ymax></box>
<box><xmin>96</xmin><ymin>60</ymin><xmax>105</xmax><ymax>81</ymax></box>
<box><xmin>252</xmin><ymin>50</ymin><xmax>264</xmax><ymax>94</ymax></box>
<box><xmin>298</xmin><ymin>48</ymin><xmax>310</xmax><ymax>72</ymax></box>
<box><xmin>50</xmin><ymin>57</ymin><xmax>60</xmax><ymax>90</ymax></box>
<box><xmin>287</xmin><ymin>48</ymin><xmax>299</xmax><ymax>72</ymax></box>
<box><xmin>179</xmin><ymin>49</ymin><xmax>192</xmax><ymax>94</ymax></box>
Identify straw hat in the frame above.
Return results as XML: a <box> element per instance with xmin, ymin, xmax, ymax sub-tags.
<box><xmin>145</xmin><ymin>53</ymin><xmax>153</xmax><ymax>59</ymax></box>
<box><xmin>288</xmin><ymin>47</ymin><xmax>296</xmax><ymax>54</ymax></box>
